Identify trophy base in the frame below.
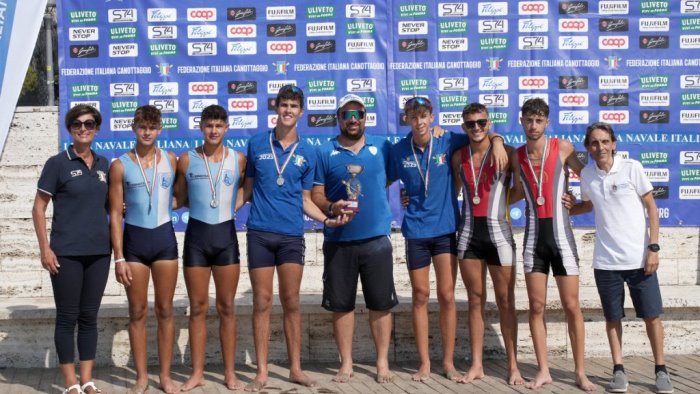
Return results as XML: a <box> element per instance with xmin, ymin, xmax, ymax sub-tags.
<box><xmin>346</xmin><ymin>200</ymin><xmax>359</xmax><ymax>213</ymax></box>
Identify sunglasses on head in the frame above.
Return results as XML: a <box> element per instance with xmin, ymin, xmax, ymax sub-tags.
<box><xmin>340</xmin><ymin>110</ymin><xmax>366</xmax><ymax>121</ymax></box>
<box><xmin>278</xmin><ymin>85</ymin><xmax>303</xmax><ymax>94</ymax></box>
<box><xmin>405</xmin><ymin>97</ymin><xmax>431</xmax><ymax>108</ymax></box>
<box><xmin>464</xmin><ymin>119</ymin><xmax>489</xmax><ymax>129</ymax></box>
<box><xmin>69</xmin><ymin>119</ymin><xmax>97</xmax><ymax>131</ymax></box>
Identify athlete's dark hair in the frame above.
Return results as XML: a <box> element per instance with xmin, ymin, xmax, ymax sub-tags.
<box><xmin>200</xmin><ymin>104</ymin><xmax>228</xmax><ymax>123</ymax></box>
<box><xmin>521</xmin><ymin>97</ymin><xmax>549</xmax><ymax>118</ymax></box>
<box><xmin>132</xmin><ymin>105</ymin><xmax>161</xmax><ymax>127</ymax></box>
<box><xmin>65</xmin><ymin>104</ymin><xmax>102</xmax><ymax>130</ymax></box>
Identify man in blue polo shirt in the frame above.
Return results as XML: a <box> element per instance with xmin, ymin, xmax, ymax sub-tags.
<box><xmin>312</xmin><ymin>94</ymin><xmax>397</xmax><ymax>384</ymax></box>
<box><xmin>242</xmin><ymin>85</ymin><xmax>345</xmax><ymax>392</ymax></box>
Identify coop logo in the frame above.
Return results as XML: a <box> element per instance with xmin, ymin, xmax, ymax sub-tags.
<box><xmin>519</xmin><ymin>36</ymin><xmax>548</xmax><ymax>50</ymax></box>
<box><xmin>149</xmin><ymin>44</ymin><xmax>176</xmax><ymax>56</ymax></box>
<box><xmin>306</xmin><ymin>96</ymin><xmax>337</xmax><ymax>111</ymax></box>
<box><xmin>187</xmin><ymin>8</ymin><xmax>216</xmax><ymax>21</ymax></box>
<box><xmin>110</xmin><ymin>117</ymin><xmax>134</xmax><ymax>131</ymax></box>
<box><xmin>559</xmin><ymin>93</ymin><xmax>589</xmax><ymax>106</ymax></box>
<box><xmin>227</xmin><ymin>8</ymin><xmax>257</xmax><ymax>21</ymax></box>
<box><xmin>228</xmin><ymin>98</ymin><xmax>258</xmax><ymax>112</ymax></box>
<box><xmin>149</xmin><ymin>99</ymin><xmax>178</xmax><ymax>113</ymax></box>
<box><xmin>644</xmin><ymin>168</ymin><xmax>670</xmax><ymax>182</ymax></box>
<box><xmin>681</xmin><ymin>75</ymin><xmax>700</xmax><ymax>89</ymax></box>
<box><xmin>439</xmin><ymin>38</ymin><xmax>468</xmax><ymax>51</ymax></box>
<box><xmin>346</xmin><ymin>4</ymin><xmax>375</xmax><ymax>18</ymax></box>
<box><xmin>599</xmin><ymin>36</ymin><xmax>628</xmax><ymax>49</ymax></box>
<box><xmin>70</xmin><ymin>45</ymin><xmax>99</xmax><ymax>58</ymax></box>
<box><xmin>641</xmin><ymin>1</ymin><xmax>669</xmax><ymax>14</ymax></box>
<box><xmin>110</xmin><ymin>101</ymin><xmax>137</xmax><ymax>115</ymax></box>
<box><xmin>308</xmin><ymin>114</ymin><xmax>337</xmax><ymax>127</ymax></box>
<box><xmin>399</xmin><ymin>21</ymin><xmax>428</xmax><ymax>35</ymax></box>
<box><xmin>479</xmin><ymin>76</ymin><xmax>509</xmax><ymax>90</ymax></box>
<box><xmin>680</xmin><ymin>186</ymin><xmax>700</xmax><ymax>199</ymax></box>
<box><xmin>267</xmin><ymin>24</ymin><xmax>296</xmax><ymax>37</ymax></box>
<box><xmin>599</xmin><ymin>1</ymin><xmax>629</xmax><ymax>14</ymax></box>
<box><xmin>519</xmin><ymin>19</ymin><xmax>549</xmax><ymax>32</ymax></box>
<box><xmin>307</xmin><ymin>6</ymin><xmax>335</xmax><ymax>19</ymax></box>
<box><xmin>399</xmin><ymin>39</ymin><xmax>428</xmax><ymax>52</ymax></box>
<box><xmin>70</xmin><ymin>10</ymin><xmax>98</xmax><ymax>23</ymax></box>
<box><xmin>308</xmin><ymin>79</ymin><xmax>336</xmax><ymax>93</ymax></box>
<box><xmin>438</xmin><ymin>3</ymin><xmax>468</xmax><ymax>17</ymax></box>
<box><xmin>480</xmin><ymin>38</ymin><xmax>507</xmax><ymax>50</ymax></box>
<box><xmin>400</xmin><ymin>78</ymin><xmax>429</xmax><ymax>92</ymax></box>
<box><xmin>478</xmin><ymin>19</ymin><xmax>507</xmax><ymax>33</ymax></box>
<box><xmin>188</xmin><ymin>99</ymin><xmax>218</xmax><ymax>112</ymax></box>
<box><xmin>347</xmin><ymin>78</ymin><xmax>377</xmax><ymax>92</ymax></box>
<box><xmin>110</xmin><ymin>26</ymin><xmax>137</xmax><ymax>40</ymax></box>
<box><xmin>267</xmin><ymin>6</ymin><xmax>296</xmax><ymax>20</ymax></box>
<box><xmin>559</xmin><ymin>110</ymin><xmax>589</xmax><ymax>124</ymax></box>
<box><xmin>110</xmin><ymin>83</ymin><xmax>138</xmax><ymax>97</ymax></box>
<box><xmin>149</xmin><ymin>82</ymin><xmax>178</xmax><ymax>96</ymax></box>
<box><xmin>559</xmin><ymin>76</ymin><xmax>588</xmax><ymax>89</ymax></box>
<box><xmin>441</xmin><ymin>20</ymin><xmax>468</xmax><ymax>34</ymax></box>
<box><xmin>267</xmin><ymin>80</ymin><xmax>296</xmax><ymax>94</ymax></box>
<box><xmin>71</xmin><ymin>84</ymin><xmax>99</xmax><ymax>98</ymax></box>
<box><xmin>188</xmin><ymin>82</ymin><xmax>218</xmax><ymax>95</ymax></box>
<box><xmin>599</xmin><ymin>76</ymin><xmax>629</xmax><ymax>89</ymax></box>
<box><xmin>478</xmin><ymin>2</ymin><xmax>508</xmax><ymax>16</ymax></box>
<box><xmin>229</xmin><ymin>115</ymin><xmax>258</xmax><ymax>129</ymax></box>
<box><xmin>228</xmin><ymin>81</ymin><xmax>257</xmax><ymax>94</ymax></box>
<box><xmin>599</xmin><ymin>18</ymin><xmax>629</xmax><ymax>32</ymax></box>
<box><xmin>227</xmin><ymin>42</ymin><xmax>257</xmax><ymax>55</ymax></box>
<box><xmin>518</xmin><ymin>93</ymin><xmax>549</xmax><ymax>106</ymax></box>
<box><xmin>599</xmin><ymin>93</ymin><xmax>630</xmax><ymax>106</ymax></box>
<box><xmin>641</xmin><ymin>75</ymin><xmax>669</xmax><ymax>89</ymax></box>
<box><xmin>519</xmin><ymin>1</ymin><xmax>548</xmax><ymax>15</ymax></box>
<box><xmin>439</xmin><ymin>95</ymin><xmax>470</xmax><ymax>108</ymax></box>
<box><xmin>599</xmin><ymin>110</ymin><xmax>629</xmax><ymax>124</ymax></box>
<box><xmin>307</xmin><ymin>22</ymin><xmax>336</xmax><ymax>36</ymax></box>
<box><xmin>267</xmin><ymin>41</ymin><xmax>297</xmax><ymax>54</ymax></box>
<box><xmin>640</xmin><ymin>110</ymin><xmax>670</xmax><ymax>124</ymax></box>
<box><xmin>682</xmin><ymin>18</ymin><xmax>700</xmax><ymax>31</ymax></box>
<box><xmin>148</xmin><ymin>26</ymin><xmax>177</xmax><ymax>40</ymax></box>
<box><xmin>560</xmin><ymin>36</ymin><xmax>589</xmax><ymax>49</ymax></box>
<box><xmin>227</xmin><ymin>24</ymin><xmax>256</xmax><ymax>38</ymax></box>
<box><xmin>346</xmin><ymin>39</ymin><xmax>375</xmax><ymax>53</ymax></box>
<box><xmin>682</xmin><ymin>93</ymin><xmax>700</xmax><ymax>105</ymax></box>
<box><xmin>438</xmin><ymin>112</ymin><xmax>463</xmax><ymax>126</ymax></box>
<box><xmin>681</xmin><ymin>151</ymin><xmax>700</xmax><ymax>164</ymax></box>
<box><xmin>188</xmin><ymin>25</ymin><xmax>217</xmax><ymax>39</ymax></box>
<box><xmin>640</xmin><ymin>18</ymin><xmax>670</xmax><ymax>31</ymax></box>
<box><xmin>639</xmin><ymin>93</ymin><xmax>670</xmax><ymax>106</ymax></box>
<box><xmin>519</xmin><ymin>76</ymin><xmax>548</xmax><ymax>90</ymax></box>
<box><xmin>559</xmin><ymin>19</ymin><xmax>588</xmax><ymax>32</ymax></box>
<box><xmin>69</xmin><ymin>27</ymin><xmax>98</xmax><ymax>41</ymax></box>
<box><xmin>681</xmin><ymin>35</ymin><xmax>700</xmax><ymax>48</ymax></box>
<box><xmin>308</xmin><ymin>40</ymin><xmax>336</xmax><ymax>53</ymax></box>
<box><xmin>478</xmin><ymin>94</ymin><xmax>508</xmax><ymax>107</ymax></box>
<box><xmin>640</xmin><ymin>151</ymin><xmax>669</xmax><ymax>165</ymax></box>
<box><xmin>559</xmin><ymin>1</ymin><xmax>589</xmax><ymax>14</ymax></box>
<box><xmin>188</xmin><ymin>42</ymin><xmax>217</xmax><ymax>56</ymax></box>
<box><xmin>147</xmin><ymin>8</ymin><xmax>177</xmax><ymax>22</ymax></box>
<box><xmin>399</xmin><ymin>4</ymin><xmax>428</xmax><ymax>17</ymax></box>
<box><xmin>680</xmin><ymin>110</ymin><xmax>700</xmax><ymax>123</ymax></box>
<box><xmin>109</xmin><ymin>43</ymin><xmax>138</xmax><ymax>57</ymax></box>
<box><xmin>107</xmin><ymin>9</ymin><xmax>136</xmax><ymax>23</ymax></box>
<box><xmin>682</xmin><ymin>1</ymin><xmax>700</xmax><ymax>13</ymax></box>
<box><xmin>439</xmin><ymin>77</ymin><xmax>468</xmax><ymax>91</ymax></box>
<box><xmin>640</xmin><ymin>35</ymin><xmax>669</xmax><ymax>48</ymax></box>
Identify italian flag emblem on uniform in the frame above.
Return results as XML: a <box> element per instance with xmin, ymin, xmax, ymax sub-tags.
<box><xmin>293</xmin><ymin>155</ymin><xmax>305</xmax><ymax>166</ymax></box>
<box><xmin>433</xmin><ymin>154</ymin><xmax>447</xmax><ymax>165</ymax></box>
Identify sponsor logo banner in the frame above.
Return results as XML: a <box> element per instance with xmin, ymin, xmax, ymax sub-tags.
<box><xmin>640</xmin><ymin>151</ymin><xmax>669</xmax><ymax>164</ymax></box>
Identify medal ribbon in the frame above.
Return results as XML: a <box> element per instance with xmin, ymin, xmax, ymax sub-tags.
<box><xmin>269</xmin><ymin>131</ymin><xmax>299</xmax><ymax>185</ymax></box>
<box><xmin>468</xmin><ymin>144</ymin><xmax>491</xmax><ymax>202</ymax></box>
<box><xmin>525</xmin><ymin>137</ymin><xmax>549</xmax><ymax>203</ymax></box>
<box><xmin>135</xmin><ymin>149</ymin><xmax>158</xmax><ymax>214</ymax></box>
<box><xmin>410</xmin><ymin>133</ymin><xmax>433</xmax><ymax>197</ymax></box>
<box><xmin>203</xmin><ymin>147</ymin><xmax>227</xmax><ymax>204</ymax></box>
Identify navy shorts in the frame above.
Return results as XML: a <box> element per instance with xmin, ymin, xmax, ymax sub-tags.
<box><xmin>183</xmin><ymin>218</ymin><xmax>240</xmax><ymax>267</ymax></box>
<box><xmin>405</xmin><ymin>233</ymin><xmax>456</xmax><ymax>270</ymax></box>
<box><xmin>461</xmin><ymin>218</ymin><xmax>515</xmax><ymax>266</ymax></box>
<box><xmin>123</xmin><ymin>221</ymin><xmax>178</xmax><ymax>265</ymax></box>
<box><xmin>594</xmin><ymin>268</ymin><xmax>664</xmax><ymax>321</ymax></box>
<box><xmin>322</xmin><ymin>236</ymin><xmax>398</xmax><ymax>312</ymax></box>
<box><xmin>246</xmin><ymin>229</ymin><xmax>305</xmax><ymax>269</ymax></box>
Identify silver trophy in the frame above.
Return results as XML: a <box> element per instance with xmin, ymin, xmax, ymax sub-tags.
<box><xmin>343</xmin><ymin>164</ymin><xmax>363</xmax><ymax>212</ymax></box>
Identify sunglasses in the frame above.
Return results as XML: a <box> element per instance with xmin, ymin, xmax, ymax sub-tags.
<box><xmin>340</xmin><ymin>110</ymin><xmax>366</xmax><ymax>121</ymax></box>
<box><xmin>464</xmin><ymin>119</ymin><xmax>489</xmax><ymax>129</ymax></box>
<box><xmin>278</xmin><ymin>85</ymin><xmax>303</xmax><ymax>94</ymax></box>
<box><xmin>405</xmin><ymin>96</ymin><xmax>431</xmax><ymax>108</ymax></box>
<box><xmin>69</xmin><ymin>119</ymin><xmax>98</xmax><ymax>131</ymax></box>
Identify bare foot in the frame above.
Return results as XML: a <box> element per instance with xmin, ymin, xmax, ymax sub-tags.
<box><xmin>159</xmin><ymin>376</ymin><xmax>181</xmax><ymax>394</ymax></box>
<box><xmin>525</xmin><ymin>370</ymin><xmax>552</xmax><ymax>390</ymax></box>
<box><xmin>332</xmin><ymin>370</ymin><xmax>354</xmax><ymax>383</ymax></box>
<box><xmin>244</xmin><ymin>378</ymin><xmax>267</xmax><ymax>392</ymax></box>
<box><xmin>224</xmin><ymin>375</ymin><xmax>245</xmax><ymax>391</ymax></box>
<box><xmin>508</xmin><ymin>369</ymin><xmax>525</xmax><ymax>385</ymax></box>
<box><xmin>180</xmin><ymin>374</ymin><xmax>205</xmax><ymax>392</ymax></box>
<box><xmin>289</xmin><ymin>371</ymin><xmax>318</xmax><ymax>387</ymax></box>
<box><xmin>376</xmin><ymin>372</ymin><xmax>394</xmax><ymax>384</ymax></box>
<box><xmin>458</xmin><ymin>366</ymin><xmax>485</xmax><ymax>384</ymax></box>
<box><xmin>412</xmin><ymin>362</ymin><xmax>430</xmax><ymax>382</ymax></box>
<box><xmin>444</xmin><ymin>367</ymin><xmax>460</xmax><ymax>381</ymax></box>
<box><xmin>576</xmin><ymin>374</ymin><xmax>597</xmax><ymax>392</ymax></box>
<box><xmin>127</xmin><ymin>382</ymin><xmax>149</xmax><ymax>394</ymax></box>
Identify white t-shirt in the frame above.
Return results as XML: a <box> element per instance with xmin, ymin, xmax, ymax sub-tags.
<box><xmin>580</xmin><ymin>157</ymin><xmax>653</xmax><ymax>270</ymax></box>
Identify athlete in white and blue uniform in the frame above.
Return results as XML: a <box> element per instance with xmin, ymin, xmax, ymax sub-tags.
<box><xmin>108</xmin><ymin>105</ymin><xmax>180</xmax><ymax>393</ymax></box>
<box><xmin>173</xmin><ymin>104</ymin><xmax>248</xmax><ymax>391</ymax></box>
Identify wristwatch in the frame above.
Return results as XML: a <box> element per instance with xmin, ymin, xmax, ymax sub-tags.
<box><xmin>647</xmin><ymin>243</ymin><xmax>660</xmax><ymax>252</ymax></box>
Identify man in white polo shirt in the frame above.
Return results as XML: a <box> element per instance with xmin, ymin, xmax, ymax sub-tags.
<box><xmin>568</xmin><ymin>122</ymin><xmax>673</xmax><ymax>394</ymax></box>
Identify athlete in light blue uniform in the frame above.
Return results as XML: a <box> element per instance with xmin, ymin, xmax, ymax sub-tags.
<box><xmin>173</xmin><ymin>104</ymin><xmax>247</xmax><ymax>391</ymax></box>
<box><xmin>241</xmin><ymin>85</ymin><xmax>344</xmax><ymax>391</ymax></box>
<box><xmin>108</xmin><ymin>105</ymin><xmax>180</xmax><ymax>394</ymax></box>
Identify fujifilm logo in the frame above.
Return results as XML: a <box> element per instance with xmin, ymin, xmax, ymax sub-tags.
<box><xmin>599</xmin><ymin>76</ymin><xmax>629</xmax><ymax>89</ymax></box>
<box><xmin>266</xmin><ymin>6</ymin><xmax>296</xmax><ymax>20</ymax></box>
<box><xmin>680</xmin><ymin>35</ymin><xmax>700</xmax><ymax>48</ymax></box>
<box><xmin>346</xmin><ymin>39</ymin><xmax>375</xmax><ymax>53</ymax></box>
<box><xmin>680</xmin><ymin>110</ymin><xmax>700</xmax><ymax>123</ymax></box>
<box><xmin>439</xmin><ymin>77</ymin><xmax>468</xmax><ymax>91</ymax></box>
<box><xmin>267</xmin><ymin>80</ymin><xmax>297</xmax><ymax>94</ymax></box>
<box><xmin>639</xmin><ymin>18</ymin><xmax>670</xmax><ymax>32</ymax></box>
<box><xmin>599</xmin><ymin>1</ymin><xmax>629</xmax><ymax>15</ymax></box>
<box><xmin>306</xmin><ymin>96</ymin><xmax>337</xmax><ymax>110</ymax></box>
<box><xmin>643</xmin><ymin>168</ymin><xmax>669</xmax><ymax>182</ymax></box>
<box><xmin>306</xmin><ymin>22</ymin><xmax>336</xmax><ymax>37</ymax></box>
<box><xmin>639</xmin><ymin>93</ymin><xmax>670</xmax><ymax>106</ymax></box>
<box><xmin>679</xmin><ymin>186</ymin><xmax>700</xmax><ymax>200</ymax></box>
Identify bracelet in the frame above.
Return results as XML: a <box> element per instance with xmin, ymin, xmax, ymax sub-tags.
<box><xmin>323</xmin><ymin>217</ymin><xmax>330</xmax><ymax>226</ymax></box>
<box><xmin>114</xmin><ymin>258</ymin><xmax>126</xmax><ymax>264</ymax></box>
<box><xmin>327</xmin><ymin>202</ymin><xmax>335</xmax><ymax>217</ymax></box>
<box><xmin>491</xmin><ymin>135</ymin><xmax>505</xmax><ymax>143</ymax></box>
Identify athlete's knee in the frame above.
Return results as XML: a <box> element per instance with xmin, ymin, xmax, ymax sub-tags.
<box><xmin>252</xmin><ymin>291</ymin><xmax>273</xmax><ymax>314</ymax></box>
<box><xmin>528</xmin><ymin>299</ymin><xmax>546</xmax><ymax>316</ymax></box>
<box><xmin>215</xmin><ymin>297</ymin><xmax>235</xmax><ymax>318</ymax></box>
<box><xmin>128</xmin><ymin>302</ymin><xmax>149</xmax><ymax>322</ymax></box>
<box><xmin>412</xmin><ymin>287</ymin><xmax>430</xmax><ymax>307</ymax></box>
<box><xmin>189</xmin><ymin>298</ymin><xmax>209</xmax><ymax>319</ymax></box>
<box><xmin>154</xmin><ymin>301</ymin><xmax>174</xmax><ymax>321</ymax></box>
<box><xmin>436</xmin><ymin>286</ymin><xmax>455</xmax><ymax>307</ymax></box>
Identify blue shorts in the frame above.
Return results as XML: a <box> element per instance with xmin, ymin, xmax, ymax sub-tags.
<box><xmin>123</xmin><ymin>222</ymin><xmax>178</xmax><ymax>265</ymax></box>
<box><xmin>405</xmin><ymin>233</ymin><xmax>457</xmax><ymax>270</ymax></box>
<box><xmin>322</xmin><ymin>236</ymin><xmax>398</xmax><ymax>312</ymax></box>
<box><xmin>594</xmin><ymin>268</ymin><xmax>663</xmax><ymax>321</ymax></box>
<box><xmin>246</xmin><ymin>229</ymin><xmax>305</xmax><ymax>269</ymax></box>
<box><xmin>183</xmin><ymin>218</ymin><xmax>240</xmax><ymax>267</ymax></box>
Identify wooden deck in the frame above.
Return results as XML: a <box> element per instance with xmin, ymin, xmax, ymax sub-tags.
<box><xmin>2</xmin><ymin>355</ymin><xmax>699</xmax><ymax>393</ymax></box>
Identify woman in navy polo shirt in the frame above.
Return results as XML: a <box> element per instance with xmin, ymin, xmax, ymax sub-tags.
<box><xmin>32</xmin><ymin>104</ymin><xmax>111</xmax><ymax>394</ymax></box>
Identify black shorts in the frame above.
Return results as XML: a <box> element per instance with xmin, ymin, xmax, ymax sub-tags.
<box><xmin>405</xmin><ymin>233</ymin><xmax>456</xmax><ymax>270</ymax></box>
<box><xmin>247</xmin><ymin>229</ymin><xmax>305</xmax><ymax>269</ymax></box>
<box><xmin>595</xmin><ymin>269</ymin><xmax>663</xmax><ymax>321</ymax></box>
<box><xmin>461</xmin><ymin>217</ymin><xmax>515</xmax><ymax>266</ymax></box>
<box><xmin>123</xmin><ymin>222</ymin><xmax>178</xmax><ymax>265</ymax></box>
<box><xmin>183</xmin><ymin>218</ymin><xmax>240</xmax><ymax>267</ymax></box>
<box><xmin>322</xmin><ymin>236</ymin><xmax>398</xmax><ymax>312</ymax></box>
<box><xmin>525</xmin><ymin>218</ymin><xmax>579</xmax><ymax>276</ymax></box>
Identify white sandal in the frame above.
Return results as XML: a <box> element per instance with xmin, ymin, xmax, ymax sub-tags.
<box><xmin>62</xmin><ymin>384</ymin><xmax>83</xmax><ymax>394</ymax></box>
<box><xmin>81</xmin><ymin>381</ymin><xmax>102</xmax><ymax>393</ymax></box>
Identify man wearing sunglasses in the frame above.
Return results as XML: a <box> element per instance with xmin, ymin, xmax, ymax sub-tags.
<box><xmin>312</xmin><ymin>94</ymin><xmax>397</xmax><ymax>384</ymax></box>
